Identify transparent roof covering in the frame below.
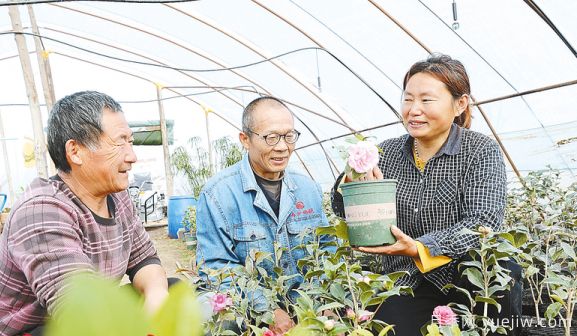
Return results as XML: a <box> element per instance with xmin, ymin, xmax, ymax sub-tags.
<box><xmin>0</xmin><ymin>0</ymin><xmax>576</xmax><ymax>194</ymax></box>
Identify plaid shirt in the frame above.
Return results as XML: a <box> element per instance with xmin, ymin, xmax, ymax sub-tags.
<box><xmin>332</xmin><ymin>124</ymin><xmax>507</xmax><ymax>291</ymax></box>
<box><xmin>0</xmin><ymin>176</ymin><xmax>160</xmax><ymax>335</ymax></box>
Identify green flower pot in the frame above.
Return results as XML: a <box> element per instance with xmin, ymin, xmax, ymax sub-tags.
<box><xmin>184</xmin><ymin>231</ymin><xmax>197</xmax><ymax>250</ymax></box>
<box><xmin>341</xmin><ymin>179</ymin><xmax>398</xmax><ymax>247</ymax></box>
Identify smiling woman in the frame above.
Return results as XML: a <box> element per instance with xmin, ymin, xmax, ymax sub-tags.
<box><xmin>332</xmin><ymin>54</ymin><xmax>521</xmax><ymax>335</ymax></box>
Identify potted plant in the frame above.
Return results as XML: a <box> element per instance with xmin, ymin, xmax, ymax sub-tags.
<box><xmin>182</xmin><ymin>206</ymin><xmax>197</xmax><ymax>250</ymax></box>
<box><xmin>340</xmin><ymin>135</ymin><xmax>397</xmax><ymax>247</ymax></box>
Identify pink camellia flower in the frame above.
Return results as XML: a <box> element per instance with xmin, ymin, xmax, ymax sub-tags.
<box><xmin>347</xmin><ymin>140</ymin><xmax>379</xmax><ymax>174</ymax></box>
<box><xmin>209</xmin><ymin>293</ymin><xmax>232</xmax><ymax>313</ymax></box>
<box><xmin>262</xmin><ymin>329</ymin><xmax>275</xmax><ymax>336</ymax></box>
<box><xmin>357</xmin><ymin>310</ymin><xmax>374</xmax><ymax>322</ymax></box>
<box><xmin>432</xmin><ymin>305</ymin><xmax>457</xmax><ymax>326</ymax></box>
<box><xmin>346</xmin><ymin>308</ymin><xmax>356</xmax><ymax>319</ymax></box>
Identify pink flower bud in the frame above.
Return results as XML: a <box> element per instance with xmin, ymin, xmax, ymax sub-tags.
<box><xmin>346</xmin><ymin>308</ymin><xmax>356</xmax><ymax>319</ymax></box>
<box><xmin>357</xmin><ymin>310</ymin><xmax>373</xmax><ymax>322</ymax></box>
<box><xmin>478</xmin><ymin>226</ymin><xmax>492</xmax><ymax>236</ymax></box>
<box><xmin>262</xmin><ymin>329</ymin><xmax>275</xmax><ymax>336</ymax></box>
<box><xmin>324</xmin><ymin>319</ymin><xmax>335</xmax><ymax>331</ymax></box>
<box><xmin>432</xmin><ymin>305</ymin><xmax>457</xmax><ymax>326</ymax></box>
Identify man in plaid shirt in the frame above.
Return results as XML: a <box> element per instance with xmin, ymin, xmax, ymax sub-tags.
<box><xmin>0</xmin><ymin>91</ymin><xmax>169</xmax><ymax>335</ymax></box>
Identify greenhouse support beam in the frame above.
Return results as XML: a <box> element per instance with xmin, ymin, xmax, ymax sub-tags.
<box><xmin>473</xmin><ymin>79</ymin><xmax>577</xmax><ymax>106</ymax></box>
<box><xmin>368</xmin><ymin>1</ymin><xmax>528</xmax><ymax>185</ymax></box>
<box><xmin>27</xmin><ymin>6</ymin><xmax>56</xmax><ymax>176</ymax></box>
<box><xmin>165</xmin><ymin>4</ymin><xmax>355</xmax><ymax>130</ymax></box>
<box><xmin>0</xmin><ymin>110</ymin><xmax>15</xmax><ymax>205</ymax></box>
<box><xmin>473</xmin><ymin>101</ymin><xmax>526</xmax><ymax>188</ymax></box>
<box><xmin>8</xmin><ymin>6</ymin><xmax>48</xmax><ymax>179</ymax></box>
<box><xmin>50</xmin><ymin>4</ymin><xmax>273</xmax><ymax>105</ymax></box>
<box><xmin>156</xmin><ymin>86</ymin><xmax>173</xmax><ymax>197</ymax></box>
<box><xmin>368</xmin><ymin>0</ymin><xmax>432</xmax><ymax>54</ymax></box>
<box><xmin>45</xmin><ymin>51</ymin><xmax>241</xmax><ymax>132</ymax></box>
<box><xmin>293</xmin><ymin>151</ymin><xmax>313</xmax><ymax>180</ymax></box>
<box><xmin>296</xmin><ymin>120</ymin><xmax>403</xmax><ymax>151</ymax></box>
<box><xmin>253</xmin><ymin>0</ymin><xmax>402</xmax><ymax>122</ymax></box>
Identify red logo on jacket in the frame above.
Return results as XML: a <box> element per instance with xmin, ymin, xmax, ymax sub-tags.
<box><xmin>296</xmin><ymin>201</ymin><xmax>305</xmax><ymax>209</ymax></box>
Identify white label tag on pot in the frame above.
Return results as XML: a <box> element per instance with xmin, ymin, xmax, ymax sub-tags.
<box><xmin>345</xmin><ymin>203</ymin><xmax>396</xmax><ymax>222</ymax></box>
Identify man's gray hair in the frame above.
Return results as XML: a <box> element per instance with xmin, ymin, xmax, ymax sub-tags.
<box><xmin>47</xmin><ymin>91</ymin><xmax>123</xmax><ymax>173</ymax></box>
<box><xmin>242</xmin><ymin>96</ymin><xmax>290</xmax><ymax>133</ymax></box>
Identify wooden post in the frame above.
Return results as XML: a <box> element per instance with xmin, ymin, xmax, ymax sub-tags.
<box><xmin>203</xmin><ymin>105</ymin><xmax>213</xmax><ymax>174</ymax></box>
<box><xmin>156</xmin><ymin>85</ymin><xmax>173</xmax><ymax>197</ymax></box>
<box><xmin>27</xmin><ymin>5</ymin><xmax>57</xmax><ymax>176</ymax></box>
<box><xmin>0</xmin><ymin>110</ymin><xmax>15</xmax><ymax>205</ymax></box>
<box><xmin>9</xmin><ymin>6</ymin><xmax>48</xmax><ymax>179</ymax></box>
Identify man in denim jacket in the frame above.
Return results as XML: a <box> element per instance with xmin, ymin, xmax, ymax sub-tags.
<box><xmin>196</xmin><ymin>96</ymin><xmax>332</xmax><ymax>335</ymax></box>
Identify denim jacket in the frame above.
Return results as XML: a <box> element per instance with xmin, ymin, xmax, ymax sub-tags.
<box><xmin>196</xmin><ymin>154</ymin><xmax>332</xmax><ymax>311</ymax></box>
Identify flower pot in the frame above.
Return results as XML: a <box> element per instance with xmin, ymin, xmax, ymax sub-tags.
<box><xmin>184</xmin><ymin>231</ymin><xmax>197</xmax><ymax>250</ymax></box>
<box><xmin>177</xmin><ymin>227</ymin><xmax>187</xmax><ymax>241</ymax></box>
<box><xmin>341</xmin><ymin>179</ymin><xmax>397</xmax><ymax>247</ymax></box>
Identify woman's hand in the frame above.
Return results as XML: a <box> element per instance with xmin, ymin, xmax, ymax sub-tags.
<box><xmin>345</xmin><ymin>166</ymin><xmax>384</xmax><ymax>182</ymax></box>
<box><xmin>355</xmin><ymin>226</ymin><xmax>418</xmax><ymax>258</ymax></box>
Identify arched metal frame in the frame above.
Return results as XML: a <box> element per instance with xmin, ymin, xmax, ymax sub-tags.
<box><xmin>1</xmin><ymin>1</ymin><xmax>576</xmax><ymax>186</ymax></box>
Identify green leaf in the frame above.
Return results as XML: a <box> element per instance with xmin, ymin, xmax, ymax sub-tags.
<box><xmin>425</xmin><ymin>323</ymin><xmax>441</xmax><ymax>336</ymax></box>
<box><xmin>560</xmin><ymin>242</ymin><xmax>577</xmax><ymax>261</ymax></box>
<box><xmin>550</xmin><ymin>294</ymin><xmax>566</xmax><ymax>305</ymax></box>
<box><xmin>150</xmin><ymin>281</ymin><xmax>203</xmax><ymax>336</ymax></box>
<box><xmin>461</xmin><ymin>268</ymin><xmax>484</xmax><ymax>290</ymax></box>
<box><xmin>316</xmin><ymin>226</ymin><xmax>336</xmax><ymax>236</ymax></box>
<box><xmin>305</xmin><ymin>270</ymin><xmax>325</xmax><ymax>280</ymax></box>
<box><xmin>45</xmin><ymin>274</ymin><xmax>148</xmax><ymax>336</ymax></box>
<box><xmin>316</xmin><ymin>302</ymin><xmax>345</xmax><ymax>313</ymax></box>
<box><xmin>513</xmin><ymin>231</ymin><xmax>528</xmax><ymax>248</ymax></box>
<box><xmin>351</xmin><ymin>327</ymin><xmax>374</xmax><ymax>336</ymax></box>
<box><xmin>384</xmin><ymin>271</ymin><xmax>409</xmax><ymax>283</ymax></box>
<box><xmin>474</xmin><ymin>296</ymin><xmax>501</xmax><ymax>312</ymax></box>
<box><xmin>450</xmin><ymin>324</ymin><xmax>462</xmax><ymax>336</ymax></box>
<box><xmin>378</xmin><ymin>324</ymin><xmax>395</xmax><ymax>336</ymax></box>
<box><xmin>335</xmin><ymin>219</ymin><xmax>349</xmax><ymax>241</ymax></box>
<box><xmin>545</xmin><ymin>302</ymin><xmax>562</xmax><ymax>319</ymax></box>
<box><xmin>329</xmin><ymin>283</ymin><xmax>346</xmax><ymax>301</ymax></box>
<box><xmin>360</xmin><ymin>290</ymin><xmax>375</xmax><ymax>306</ymax></box>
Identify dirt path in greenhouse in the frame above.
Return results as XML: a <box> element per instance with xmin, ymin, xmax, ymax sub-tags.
<box><xmin>145</xmin><ymin>222</ymin><xmax>195</xmax><ymax>278</ymax></box>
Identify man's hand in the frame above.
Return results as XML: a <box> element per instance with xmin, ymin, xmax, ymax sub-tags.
<box><xmin>356</xmin><ymin>226</ymin><xmax>418</xmax><ymax>258</ymax></box>
<box><xmin>269</xmin><ymin>308</ymin><xmax>295</xmax><ymax>335</ymax></box>
<box><xmin>132</xmin><ymin>264</ymin><xmax>169</xmax><ymax>315</ymax></box>
<box><xmin>345</xmin><ymin>166</ymin><xmax>383</xmax><ymax>182</ymax></box>
<box><xmin>142</xmin><ymin>286</ymin><xmax>169</xmax><ymax>315</ymax></box>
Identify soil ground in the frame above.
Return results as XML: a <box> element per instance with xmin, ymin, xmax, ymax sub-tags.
<box><xmin>145</xmin><ymin>220</ymin><xmax>195</xmax><ymax>278</ymax></box>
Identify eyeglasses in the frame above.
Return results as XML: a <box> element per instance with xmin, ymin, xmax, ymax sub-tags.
<box><xmin>247</xmin><ymin>129</ymin><xmax>301</xmax><ymax>146</ymax></box>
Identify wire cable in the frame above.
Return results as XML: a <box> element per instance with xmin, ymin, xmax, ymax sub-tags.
<box><xmin>0</xmin><ymin>86</ymin><xmax>256</xmax><ymax>106</ymax></box>
<box><xmin>0</xmin><ymin>0</ymin><xmax>198</xmax><ymax>6</ymax></box>
<box><xmin>523</xmin><ymin>0</ymin><xmax>577</xmax><ymax>58</ymax></box>
<box><xmin>0</xmin><ymin>30</ymin><xmax>401</xmax><ymax>119</ymax></box>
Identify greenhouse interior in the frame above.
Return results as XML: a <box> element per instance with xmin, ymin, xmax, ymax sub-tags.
<box><xmin>0</xmin><ymin>1</ymin><xmax>576</xmax><ymax>336</ymax></box>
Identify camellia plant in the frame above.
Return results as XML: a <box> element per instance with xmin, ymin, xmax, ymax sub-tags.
<box><xmin>190</xmin><ymin>215</ymin><xmax>412</xmax><ymax>336</ymax></box>
<box><xmin>442</xmin><ymin>226</ymin><xmax>524</xmax><ymax>336</ymax></box>
<box><xmin>505</xmin><ymin>169</ymin><xmax>577</xmax><ymax>336</ymax></box>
